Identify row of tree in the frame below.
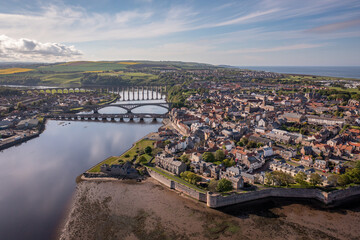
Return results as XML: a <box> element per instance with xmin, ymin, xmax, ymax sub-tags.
<box><xmin>265</xmin><ymin>171</ymin><xmax>323</xmax><ymax>187</ymax></box>
<box><xmin>202</xmin><ymin>150</ymin><xmax>236</xmax><ymax>167</ymax></box>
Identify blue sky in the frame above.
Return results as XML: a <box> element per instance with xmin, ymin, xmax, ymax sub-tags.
<box><xmin>0</xmin><ymin>0</ymin><xmax>359</xmax><ymax>65</ymax></box>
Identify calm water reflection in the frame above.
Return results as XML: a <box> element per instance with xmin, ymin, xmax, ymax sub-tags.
<box><xmin>0</xmin><ymin>119</ymin><xmax>162</xmax><ymax>240</ymax></box>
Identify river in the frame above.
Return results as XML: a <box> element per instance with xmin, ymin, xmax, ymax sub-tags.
<box><xmin>0</xmin><ymin>92</ymin><xmax>165</xmax><ymax>240</ymax></box>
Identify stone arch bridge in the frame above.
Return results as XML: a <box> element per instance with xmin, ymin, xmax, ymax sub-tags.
<box><xmin>22</xmin><ymin>85</ymin><xmax>168</xmax><ymax>101</ymax></box>
<box><xmin>47</xmin><ymin>113</ymin><xmax>168</xmax><ymax>122</ymax></box>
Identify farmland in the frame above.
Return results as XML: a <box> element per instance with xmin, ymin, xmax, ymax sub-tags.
<box><xmin>0</xmin><ymin>68</ymin><xmax>34</xmax><ymax>74</ymax></box>
<box><xmin>0</xmin><ymin>60</ymin><xmax>212</xmax><ymax>86</ymax></box>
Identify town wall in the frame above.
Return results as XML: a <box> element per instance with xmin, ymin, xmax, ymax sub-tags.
<box><xmin>147</xmin><ymin>167</ymin><xmax>360</xmax><ymax>208</ymax></box>
<box><xmin>173</xmin><ymin>181</ymin><xmax>207</xmax><ymax>202</ymax></box>
<box><xmin>326</xmin><ymin>186</ymin><xmax>360</xmax><ymax>205</ymax></box>
<box><xmin>147</xmin><ymin>168</ymin><xmax>172</xmax><ymax>188</ymax></box>
<box><xmin>207</xmin><ymin>186</ymin><xmax>360</xmax><ymax>208</ymax></box>
<box><xmin>147</xmin><ymin>168</ymin><xmax>206</xmax><ymax>202</ymax></box>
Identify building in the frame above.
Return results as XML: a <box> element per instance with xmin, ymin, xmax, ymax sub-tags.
<box><xmin>155</xmin><ymin>152</ymin><xmax>187</xmax><ymax>175</ymax></box>
<box><xmin>283</xmin><ymin>113</ymin><xmax>305</xmax><ymax>123</ymax></box>
<box><xmin>16</xmin><ymin>119</ymin><xmax>39</xmax><ymax>129</ymax></box>
<box><xmin>306</xmin><ymin>115</ymin><xmax>345</xmax><ymax>126</ymax></box>
<box><xmin>100</xmin><ymin>162</ymin><xmax>138</xmax><ymax>177</ymax></box>
<box><xmin>220</xmin><ymin>167</ymin><xmax>244</xmax><ymax>190</ymax></box>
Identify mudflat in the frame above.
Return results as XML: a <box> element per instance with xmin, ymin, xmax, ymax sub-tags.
<box><xmin>59</xmin><ymin>179</ymin><xmax>360</xmax><ymax>240</ymax></box>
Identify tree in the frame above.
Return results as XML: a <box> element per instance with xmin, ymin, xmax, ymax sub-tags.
<box><xmin>136</xmin><ymin>155</ymin><xmax>147</xmax><ymax>164</ymax></box>
<box><xmin>202</xmin><ymin>152</ymin><xmax>215</xmax><ymax>162</ymax></box>
<box><xmin>215</xmin><ymin>150</ymin><xmax>225</xmax><ymax>161</ymax></box>
<box><xmin>180</xmin><ymin>154</ymin><xmax>189</xmax><ymax>163</ymax></box>
<box><xmin>237</xmin><ymin>141</ymin><xmax>244</xmax><ymax>147</ymax></box>
<box><xmin>327</xmin><ymin>174</ymin><xmax>339</xmax><ymax>187</ymax></box>
<box><xmin>144</xmin><ymin>146</ymin><xmax>152</xmax><ymax>154</ymax></box>
<box><xmin>208</xmin><ymin>180</ymin><xmax>218</xmax><ymax>192</ymax></box>
<box><xmin>216</xmin><ymin>179</ymin><xmax>233</xmax><ymax>192</ymax></box>
<box><xmin>265</xmin><ymin>172</ymin><xmax>275</xmax><ymax>186</ymax></box>
<box><xmin>257</xmin><ymin>143</ymin><xmax>264</xmax><ymax>148</ymax></box>
<box><xmin>246</xmin><ymin>141</ymin><xmax>257</xmax><ymax>149</ymax></box>
<box><xmin>355</xmin><ymin>160</ymin><xmax>360</xmax><ymax>170</ymax></box>
<box><xmin>346</xmin><ymin>168</ymin><xmax>360</xmax><ymax>184</ymax></box>
<box><xmin>164</xmin><ymin>140</ymin><xmax>171</xmax><ymax>146</ymax></box>
<box><xmin>180</xmin><ymin>171</ymin><xmax>201</xmax><ymax>184</ymax></box>
<box><xmin>295</xmin><ymin>172</ymin><xmax>308</xmax><ymax>186</ymax></box>
<box><xmin>309</xmin><ymin>173</ymin><xmax>323</xmax><ymax>187</ymax></box>
<box><xmin>338</xmin><ymin>174</ymin><xmax>350</xmax><ymax>188</ymax></box>
<box><xmin>279</xmin><ymin>172</ymin><xmax>294</xmax><ymax>187</ymax></box>
<box><xmin>223</xmin><ymin>159</ymin><xmax>235</xmax><ymax>167</ymax></box>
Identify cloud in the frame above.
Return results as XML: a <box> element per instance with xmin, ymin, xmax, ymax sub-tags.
<box><xmin>0</xmin><ymin>35</ymin><xmax>82</xmax><ymax>61</ymax></box>
<box><xmin>0</xmin><ymin>4</ymin><xmax>194</xmax><ymax>43</ymax></box>
<box><xmin>306</xmin><ymin>19</ymin><xmax>360</xmax><ymax>33</ymax></box>
<box><xmin>214</xmin><ymin>8</ymin><xmax>280</xmax><ymax>27</ymax></box>
<box><xmin>225</xmin><ymin>43</ymin><xmax>326</xmax><ymax>54</ymax></box>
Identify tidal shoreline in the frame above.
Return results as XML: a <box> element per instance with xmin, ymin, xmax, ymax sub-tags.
<box><xmin>59</xmin><ymin>178</ymin><xmax>360</xmax><ymax>240</ymax></box>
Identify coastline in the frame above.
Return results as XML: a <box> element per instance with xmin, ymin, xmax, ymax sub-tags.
<box><xmin>59</xmin><ymin>178</ymin><xmax>360</xmax><ymax>240</ymax></box>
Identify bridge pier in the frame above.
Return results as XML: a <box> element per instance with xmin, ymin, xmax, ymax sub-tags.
<box><xmin>137</xmin><ymin>87</ymin><xmax>140</xmax><ymax>100</ymax></box>
<box><xmin>132</xmin><ymin>87</ymin><xmax>135</xmax><ymax>100</ymax></box>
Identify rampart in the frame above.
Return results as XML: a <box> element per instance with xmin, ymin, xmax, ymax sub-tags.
<box><xmin>207</xmin><ymin>186</ymin><xmax>360</xmax><ymax>208</ymax></box>
<box><xmin>147</xmin><ymin>168</ymin><xmax>207</xmax><ymax>202</ymax></box>
<box><xmin>146</xmin><ymin>167</ymin><xmax>360</xmax><ymax>208</ymax></box>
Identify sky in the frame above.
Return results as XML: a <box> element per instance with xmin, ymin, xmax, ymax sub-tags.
<box><xmin>0</xmin><ymin>0</ymin><xmax>360</xmax><ymax>66</ymax></box>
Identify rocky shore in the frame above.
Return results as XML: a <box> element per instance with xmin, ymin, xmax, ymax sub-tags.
<box><xmin>59</xmin><ymin>178</ymin><xmax>360</xmax><ymax>240</ymax></box>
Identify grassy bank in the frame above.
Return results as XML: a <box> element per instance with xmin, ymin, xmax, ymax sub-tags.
<box><xmin>87</xmin><ymin>139</ymin><xmax>155</xmax><ymax>172</ymax></box>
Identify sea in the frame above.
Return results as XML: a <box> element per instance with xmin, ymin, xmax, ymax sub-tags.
<box><xmin>237</xmin><ymin>66</ymin><xmax>360</xmax><ymax>79</ymax></box>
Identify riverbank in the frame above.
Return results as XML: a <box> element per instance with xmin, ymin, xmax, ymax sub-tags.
<box><xmin>59</xmin><ymin>179</ymin><xmax>360</xmax><ymax>240</ymax></box>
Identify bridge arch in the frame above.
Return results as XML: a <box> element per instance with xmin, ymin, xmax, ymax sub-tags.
<box><xmin>95</xmin><ymin>103</ymin><xmax>170</xmax><ymax>113</ymax></box>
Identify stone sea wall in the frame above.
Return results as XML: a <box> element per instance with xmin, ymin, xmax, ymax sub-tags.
<box><xmin>207</xmin><ymin>186</ymin><xmax>360</xmax><ymax>208</ymax></box>
<box><xmin>147</xmin><ymin>168</ymin><xmax>207</xmax><ymax>202</ymax></box>
<box><xmin>146</xmin><ymin>167</ymin><xmax>360</xmax><ymax>208</ymax></box>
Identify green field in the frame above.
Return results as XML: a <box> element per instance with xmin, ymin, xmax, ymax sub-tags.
<box><xmin>37</xmin><ymin>61</ymin><xmax>128</xmax><ymax>72</ymax></box>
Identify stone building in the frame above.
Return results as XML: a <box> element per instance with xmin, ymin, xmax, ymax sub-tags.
<box><xmin>155</xmin><ymin>152</ymin><xmax>187</xmax><ymax>175</ymax></box>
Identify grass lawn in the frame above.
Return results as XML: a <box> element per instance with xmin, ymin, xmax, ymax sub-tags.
<box><xmin>146</xmin><ymin>165</ymin><xmax>207</xmax><ymax>193</ymax></box>
<box><xmin>88</xmin><ymin>156</ymin><xmax>122</xmax><ymax>172</ymax></box>
<box><xmin>87</xmin><ymin>139</ymin><xmax>155</xmax><ymax>173</ymax></box>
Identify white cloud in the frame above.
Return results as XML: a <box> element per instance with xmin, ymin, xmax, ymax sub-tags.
<box><xmin>214</xmin><ymin>8</ymin><xmax>280</xmax><ymax>27</ymax></box>
<box><xmin>306</xmin><ymin>19</ymin><xmax>360</xmax><ymax>33</ymax></box>
<box><xmin>224</xmin><ymin>43</ymin><xmax>326</xmax><ymax>54</ymax></box>
<box><xmin>0</xmin><ymin>35</ymin><xmax>82</xmax><ymax>61</ymax></box>
<box><xmin>0</xmin><ymin>5</ymin><xmax>193</xmax><ymax>43</ymax></box>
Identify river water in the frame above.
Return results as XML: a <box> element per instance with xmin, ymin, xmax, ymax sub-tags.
<box><xmin>0</xmin><ymin>92</ymin><xmax>165</xmax><ymax>240</ymax></box>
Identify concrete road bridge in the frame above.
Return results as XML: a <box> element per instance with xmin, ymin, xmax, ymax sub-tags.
<box><xmin>91</xmin><ymin>102</ymin><xmax>171</xmax><ymax>113</ymax></box>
